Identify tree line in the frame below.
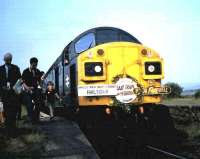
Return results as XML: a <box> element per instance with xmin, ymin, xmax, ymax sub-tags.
<box><xmin>164</xmin><ymin>82</ymin><xmax>200</xmax><ymax>99</ymax></box>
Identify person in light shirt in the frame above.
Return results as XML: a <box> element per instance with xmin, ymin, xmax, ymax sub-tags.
<box><xmin>45</xmin><ymin>81</ymin><xmax>61</xmax><ymax>120</ymax></box>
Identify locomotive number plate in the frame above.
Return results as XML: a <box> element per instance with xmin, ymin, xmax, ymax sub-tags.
<box><xmin>78</xmin><ymin>84</ymin><xmax>116</xmax><ymax>96</ymax></box>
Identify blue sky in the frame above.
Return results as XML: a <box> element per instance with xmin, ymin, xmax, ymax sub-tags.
<box><xmin>0</xmin><ymin>0</ymin><xmax>200</xmax><ymax>88</ymax></box>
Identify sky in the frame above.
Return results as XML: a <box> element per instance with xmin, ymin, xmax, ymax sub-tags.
<box><xmin>0</xmin><ymin>0</ymin><xmax>200</xmax><ymax>88</ymax></box>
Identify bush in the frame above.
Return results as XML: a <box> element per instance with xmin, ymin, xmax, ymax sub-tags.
<box><xmin>194</xmin><ymin>90</ymin><xmax>200</xmax><ymax>99</ymax></box>
<box><xmin>164</xmin><ymin>82</ymin><xmax>183</xmax><ymax>98</ymax></box>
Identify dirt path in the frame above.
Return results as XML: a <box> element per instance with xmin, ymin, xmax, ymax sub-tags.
<box><xmin>39</xmin><ymin>117</ymin><xmax>100</xmax><ymax>159</ymax></box>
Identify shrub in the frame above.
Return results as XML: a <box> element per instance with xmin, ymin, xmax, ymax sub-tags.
<box><xmin>164</xmin><ymin>82</ymin><xmax>183</xmax><ymax>98</ymax></box>
<box><xmin>194</xmin><ymin>89</ymin><xmax>200</xmax><ymax>99</ymax></box>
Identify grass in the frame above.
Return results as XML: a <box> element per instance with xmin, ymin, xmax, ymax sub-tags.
<box><xmin>0</xmin><ymin>128</ymin><xmax>46</xmax><ymax>157</ymax></box>
<box><xmin>162</xmin><ymin>97</ymin><xmax>200</xmax><ymax>106</ymax></box>
<box><xmin>169</xmin><ymin>104</ymin><xmax>200</xmax><ymax>140</ymax></box>
<box><xmin>0</xmin><ymin>105</ymin><xmax>46</xmax><ymax>157</ymax></box>
<box><xmin>21</xmin><ymin>132</ymin><xmax>45</xmax><ymax>144</ymax></box>
<box><xmin>173</xmin><ymin>119</ymin><xmax>200</xmax><ymax>143</ymax></box>
<box><xmin>176</xmin><ymin>124</ymin><xmax>200</xmax><ymax>139</ymax></box>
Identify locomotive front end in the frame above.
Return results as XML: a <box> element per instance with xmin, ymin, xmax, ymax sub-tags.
<box><xmin>44</xmin><ymin>27</ymin><xmax>171</xmax><ymax>124</ymax></box>
<box><xmin>77</xmin><ymin>42</ymin><xmax>169</xmax><ymax>106</ymax></box>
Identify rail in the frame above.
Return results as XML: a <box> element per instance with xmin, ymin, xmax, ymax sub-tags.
<box><xmin>146</xmin><ymin>145</ymin><xmax>188</xmax><ymax>159</ymax></box>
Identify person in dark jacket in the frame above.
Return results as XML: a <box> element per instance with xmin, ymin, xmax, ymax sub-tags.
<box><xmin>0</xmin><ymin>53</ymin><xmax>21</xmax><ymax>135</ymax></box>
<box><xmin>22</xmin><ymin>57</ymin><xmax>42</xmax><ymax>123</ymax></box>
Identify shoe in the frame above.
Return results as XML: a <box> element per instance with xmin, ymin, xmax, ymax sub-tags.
<box><xmin>50</xmin><ymin>116</ymin><xmax>54</xmax><ymax>120</ymax></box>
<box><xmin>0</xmin><ymin>122</ymin><xmax>5</xmax><ymax>128</ymax></box>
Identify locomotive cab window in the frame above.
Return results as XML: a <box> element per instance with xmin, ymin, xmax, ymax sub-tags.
<box><xmin>96</xmin><ymin>29</ymin><xmax>118</xmax><ymax>45</ymax></box>
<box><xmin>75</xmin><ymin>33</ymin><xmax>95</xmax><ymax>53</ymax></box>
<box><xmin>120</xmin><ymin>32</ymin><xmax>140</xmax><ymax>43</ymax></box>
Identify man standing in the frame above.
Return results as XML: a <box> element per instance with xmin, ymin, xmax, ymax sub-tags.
<box><xmin>22</xmin><ymin>57</ymin><xmax>42</xmax><ymax>123</ymax></box>
<box><xmin>0</xmin><ymin>53</ymin><xmax>21</xmax><ymax>135</ymax></box>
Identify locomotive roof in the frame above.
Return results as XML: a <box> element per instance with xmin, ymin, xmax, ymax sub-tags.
<box><xmin>44</xmin><ymin>27</ymin><xmax>141</xmax><ymax>78</ymax></box>
<box><xmin>72</xmin><ymin>26</ymin><xmax>141</xmax><ymax>44</ymax></box>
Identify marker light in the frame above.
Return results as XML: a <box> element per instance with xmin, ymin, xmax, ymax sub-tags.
<box><xmin>105</xmin><ymin>108</ymin><xmax>111</xmax><ymax>115</ymax></box>
<box><xmin>141</xmin><ymin>49</ymin><xmax>147</xmax><ymax>56</ymax></box>
<box><xmin>97</xmin><ymin>49</ymin><xmax>104</xmax><ymax>56</ymax></box>
<box><xmin>139</xmin><ymin>107</ymin><xmax>144</xmax><ymax>114</ymax></box>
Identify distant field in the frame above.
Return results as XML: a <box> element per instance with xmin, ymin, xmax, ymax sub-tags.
<box><xmin>162</xmin><ymin>97</ymin><xmax>200</xmax><ymax>106</ymax></box>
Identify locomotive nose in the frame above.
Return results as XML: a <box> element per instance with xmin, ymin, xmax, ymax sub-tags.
<box><xmin>106</xmin><ymin>43</ymin><xmax>141</xmax><ymax>82</ymax></box>
<box><xmin>77</xmin><ymin>42</ymin><xmax>168</xmax><ymax>105</ymax></box>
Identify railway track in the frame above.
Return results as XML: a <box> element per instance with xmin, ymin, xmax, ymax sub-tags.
<box><xmin>146</xmin><ymin>145</ymin><xmax>188</xmax><ymax>159</ymax></box>
<box><xmin>58</xmin><ymin>104</ymin><xmax>200</xmax><ymax>159</ymax></box>
<box><xmin>79</xmin><ymin>123</ymin><xmax>192</xmax><ymax>159</ymax></box>
<box><xmin>116</xmin><ymin>135</ymin><xmax>189</xmax><ymax>159</ymax></box>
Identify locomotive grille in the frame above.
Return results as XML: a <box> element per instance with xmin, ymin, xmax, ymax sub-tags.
<box><xmin>145</xmin><ymin>62</ymin><xmax>161</xmax><ymax>75</ymax></box>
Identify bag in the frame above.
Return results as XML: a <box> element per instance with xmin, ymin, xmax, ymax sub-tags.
<box><xmin>13</xmin><ymin>79</ymin><xmax>23</xmax><ymax>95</ymax></box>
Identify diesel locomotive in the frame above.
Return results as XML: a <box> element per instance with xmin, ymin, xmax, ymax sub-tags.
<box><xmin>44</xmin><ymin>27</ymin><xmax>170</xmax><ymax>122</ymax></box>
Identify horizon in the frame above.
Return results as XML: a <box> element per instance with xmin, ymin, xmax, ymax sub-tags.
<box><xmin>0</xmin><ymin>0</ymin><xmax>200</xmax><ymax>87</ymax></box>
